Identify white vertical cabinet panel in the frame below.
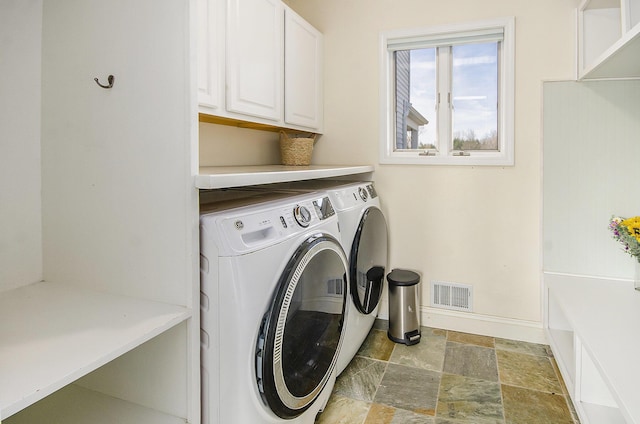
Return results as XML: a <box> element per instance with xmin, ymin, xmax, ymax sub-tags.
<box><xmin>0</xmin><ymin>0</ymin><xmax>43</xmax><ymax>292</ymax></box>
<box><xmin>542</xmin><ymin>80</ymin><xmax>640</xmax><ymax>279</ymax></box>
<box><xmin>284</xmin><ymin>6</ymin><xmax>323</xmax><ymax>131</ymax></box>
<box><xmin>75</xmin><ymin>323</ymin><xmax>189</xmax><ymax>418</ymax></box>
<box><xmin>197</xmin><ymin>0</ymin><xmax>224</xmax><ymax>109</ymax></box>
<box><xmin>37</xmin><ymin>0</ymin><xmax>199</xmax><ymax>422</ymax></box>
<box><xmin>41</xmin><ymin>0</ymin><xmax>195</xmax><ymax>305</ymax></box>
<box><xmin>629</xmin><ymin>0</ymin><xmax>640</xmax><ymax>28</ymax></box>
<box><xmin>581</xmin><ymin>6</ymin><xmax>622</xmax><ymax>68</ymax></box>
<box><xmin>226</xmin><ymin>0</ymin><xmax>283</xmax><ymax>121</ymax></box>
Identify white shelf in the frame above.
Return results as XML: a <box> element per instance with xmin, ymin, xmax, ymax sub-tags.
<box><xmin>545</xmin><ymin>273</ymin><xmax>640</xmax><ymax>423</ymax></box>
<box><xmin>0</xmin><ymin>281</ymin><xmax>191</xmax><ymax>420</ymax></box>
<box><xmin>4</xmin><ymin>384</ymin><xmax>185</xmax><ymax>424</ymax></box>
<box><xmin>195</xmin><ymin>164</ymin><xmax>375</xmax><ymax>189</ymax></box>
<box><xmin>581</xmin><ymin>21</ymin><xmax>640</xmax><ymax>78</ymax></box>
<box><xmin>548</xmin><ymin>328</ymin><xmax>575</xmax><ymax>388</ymax></box>
<box><xmin>579</xmin><ymin>0</ymin><xmax>640</xmax><ymax>79</ymax></box>
<box><xmin>581</xmin><ymin>402</ymin><xmax>628</xmax><ymax>424</ymax></box>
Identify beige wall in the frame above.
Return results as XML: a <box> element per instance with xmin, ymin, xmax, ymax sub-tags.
<box><xmin>282</xmin><ymin>0</ymin><xmax>578</xmax><ymax>328</ymax></box>
<box><xmin>199</xmin><ymin>123</ymin><xmax>281</xmax><ymax>166</ymax></box>
<box><xmin>197</xmin><ymin>0</ymin><xmax>579</xmax><ymax>337</ymax></box>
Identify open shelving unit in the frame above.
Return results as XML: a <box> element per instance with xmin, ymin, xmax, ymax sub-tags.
<box><xmin>544</xmin><ymin>273</ymin><xmax>640</xmax><ymax>424</ymax></box>
<box><xmin>5</xmin><ymin>385</ymin><xmax>186</xmax><ymax>424</ymax></box>
<box><xmin>578</xmin><ymin>0</ymin><xmax>640</xmax><ymax>78</ymax></box>
<box><xmin>1</xmin><ymin>0</ymin><xmax>199</xmax><ymax>422</ymax></box>
<box><xmin>0</xmin><ymin>282</ymin><xmax>190</xmax><ymax>421</ymax></box>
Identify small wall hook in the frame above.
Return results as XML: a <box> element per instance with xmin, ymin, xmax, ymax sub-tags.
<box><xmin>94</xmin><ymin>75</ymin><xmax>114</xmax><ymax>89</ymax></box>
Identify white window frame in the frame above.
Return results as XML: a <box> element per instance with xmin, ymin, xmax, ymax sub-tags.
<box><xmin>379</xmin><ymin>17</ymin><xmax>515</xmax><ymax>166</ymax></box>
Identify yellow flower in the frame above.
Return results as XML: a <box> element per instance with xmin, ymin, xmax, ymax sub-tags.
<box><xmin>621</xmin><ymin>216</ymin><xmax>640</xmax><ymax>243</ymax></box>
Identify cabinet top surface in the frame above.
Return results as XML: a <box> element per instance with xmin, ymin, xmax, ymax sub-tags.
<box><xmin>195</xmin><ymin>164</ymin><xmax>375</xmax><ymax>189</ymax></box>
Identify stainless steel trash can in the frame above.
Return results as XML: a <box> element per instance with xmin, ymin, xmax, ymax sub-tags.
<box><xmin>387</xmin><ymin>269</ymin><xmax>421</xmax><ymax>345</ymax></box>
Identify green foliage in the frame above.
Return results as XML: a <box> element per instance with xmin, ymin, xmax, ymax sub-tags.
<box><xmin>453</xmin><ymin>129</ymin><xmax>498</xmax><ymax>151</ymax></box>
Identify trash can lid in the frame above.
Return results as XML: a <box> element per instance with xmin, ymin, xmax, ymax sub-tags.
<box><xmin>387</xmin><ymin>269</ymin><xmax>420</xmax><ymax>286</ymax></box>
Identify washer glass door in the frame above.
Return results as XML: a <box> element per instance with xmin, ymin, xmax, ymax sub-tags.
<box><xmin>350</xmin><ymin>207</ymin><xmax>388</xmax><ymax>314</ymax></box>
<box><xmin>256</xmin><ymin>233</ymin><xmax>348</xmax><ymax>419</ymax></box>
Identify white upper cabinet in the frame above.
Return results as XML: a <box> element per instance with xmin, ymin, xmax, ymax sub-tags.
<box><xmin>227</xmin><ymin>0</ymin><xmax>283</xmax><ymax>121</ymax></box>
<box><xmin>197</xmin><ymin>0</ymin><xmax>224</xmax><ymax>110</ymax></box>
<box><xmin>578</xmin><ymin>0</ymin><xmax>640</xmax><ymax>78</ymax></box>
<box><xmin>284</xmin><ymin>6</ymin><xmax>324</xmax><ymax>130</ymax></box>
<box><xmin>198</xmin><ymin>0</ymin><xmax>324</xmax><ymax>132</ymax></box>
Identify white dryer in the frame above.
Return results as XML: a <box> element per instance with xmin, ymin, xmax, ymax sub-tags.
<box><xmin>200</xmin><ymin>192</ymin><xmax>349</xmax><ymax>424</ymax></box>
<box><xmin>316</xmin><ymin>182</ymin><xmax>388</xmax><ymax>375</ymax></box>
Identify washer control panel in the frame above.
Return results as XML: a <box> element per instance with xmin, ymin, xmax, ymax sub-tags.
<box><xmin>211</xmin><ymin>195</ymin><xmax>337</xmax><ymax>254</ymax></box>
<box><xmin>293</xmin><ymin>205</ymin><xmax>312</xmax><ymax>227</ymax></box>
<box><xmin>358</xmin><ymin>186</ymin><xmax>369</xmax><ymax>202</ymax></box>
<box><xmin>313</xmin><ymin>196</ymin><xmax>335</xmax><ymax>220</ymax></box>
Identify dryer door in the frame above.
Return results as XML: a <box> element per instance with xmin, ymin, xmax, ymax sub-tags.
<box><xmin>350</xmin><ymin>206</ymin><xmax>388</xmax><ymax>314</ymax></box>
<box><xmin>256</xmin><ymin>233</ymin><xmax>348</xmax><ymax>419</ymax></box>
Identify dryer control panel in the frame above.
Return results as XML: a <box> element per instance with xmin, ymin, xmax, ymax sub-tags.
<box><xmin>366</xmin><ymin>183</ymin><xmax>378</xmax><ymax>199</ymax></box>
<box><xmin>330</xmin><ymin>183</ymin><xmax>378</xmax><ymax>210</ymax></box>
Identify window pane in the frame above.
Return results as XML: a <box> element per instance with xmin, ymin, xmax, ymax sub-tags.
<box><xmin>394</xmin><ymin>48</ymin><xmax>435</xmax><ymax>151</ymax></box>
<box><xmin>451</xmin><ymin>42</ymin><xmax>498</xmax><ymax>151</ymax></box>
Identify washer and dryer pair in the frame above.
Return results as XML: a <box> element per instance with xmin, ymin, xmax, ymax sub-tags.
<box><xmin>199</xmin><ymin>182</ymin><xmax>387</xmax><ymax>424</ymax></box>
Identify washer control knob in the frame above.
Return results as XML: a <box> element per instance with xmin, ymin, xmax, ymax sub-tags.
<box><xmin>358</xmin><ymin>187</ymin><xmax>369</xmax><ymax>202</ymax></box>
<box><xmin>293</xmin><ymin>205</ymin><xmax>312</xmax><ymax>227</ymax></box>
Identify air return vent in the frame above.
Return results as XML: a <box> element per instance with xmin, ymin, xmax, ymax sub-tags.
<box><xmin>431</xmin><ymin>281</ymin><xmax>472</xmax><ymax>312</ymax></box>
<box><xmin>327</xmin><ymin>278</ymin><xmax>344</xmax><ymax>296</ymax></box>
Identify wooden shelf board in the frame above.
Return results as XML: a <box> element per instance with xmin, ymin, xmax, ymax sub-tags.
<box><xmin>199</xmin><ymin>113</ymin><xmax>283</xmax><ymax>133</ymax></box>
<box><xmin>0</xmin><ymin>281</ymin><xmax>191</xmax><ymax>420</ymax></box>
<box><xmin>198</xmin><ymin>113</ymin><xmax>322</xmax><ymax>135</ymax></box>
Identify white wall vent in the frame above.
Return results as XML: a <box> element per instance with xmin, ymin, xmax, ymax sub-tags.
<box><xmin>431</xmin><ymin>281</ymin><xmax>473</xmax><ymax>312</ymax></box>
<box><xmin>327</xmin><ymin>278</ymin><xmax>344</xmax><ymax>296</ymax></box>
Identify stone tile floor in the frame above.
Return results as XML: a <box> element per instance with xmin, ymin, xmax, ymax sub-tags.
<box><xmin>316</xmin><ymin>321</ymin><xmax>580</xmax><ymax>424</ymax></box>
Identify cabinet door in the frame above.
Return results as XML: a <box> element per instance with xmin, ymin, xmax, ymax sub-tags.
<box><xmin>197</xmin><ymin>0</ymin><xmax>224</xmax><ymax>110</ymax></box>
<box><xmin>226</xmin><ymin>0</ymin><xmax>283</xmax><ymax>121</ymax></box>
<box><xmin>284</xmin><ymin>7</ymin><xmax>323</xmax><ymax>131</ymax></box>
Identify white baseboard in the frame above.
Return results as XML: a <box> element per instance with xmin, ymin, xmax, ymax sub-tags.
<box><xmin>377</xmin><ymin>300</ymin><xmax>547</xmax><ymax>345</ymax></box>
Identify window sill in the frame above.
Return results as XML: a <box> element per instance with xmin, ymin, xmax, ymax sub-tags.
<box><xmin>379</xmin><ymin>152</ymin><xmax>514</xmax><ymax>166</ymax></box>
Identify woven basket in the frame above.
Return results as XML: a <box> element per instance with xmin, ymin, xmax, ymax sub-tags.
<box><xmin>279</xmin><ymin>131</ymin><xmax>316</xmax><ymax>166</ymax></box>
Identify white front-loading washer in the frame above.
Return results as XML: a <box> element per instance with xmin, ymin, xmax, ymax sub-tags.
<box><xmin>200</xmin><ymin>192</ymin><xmax>349</xmax><ymax>424</ymax></box>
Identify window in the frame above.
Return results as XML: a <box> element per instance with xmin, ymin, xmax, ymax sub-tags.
<box><xmin>379</xmin><ymin>18</ymin><xmax>515</xmax><ymax>165</ymax></box>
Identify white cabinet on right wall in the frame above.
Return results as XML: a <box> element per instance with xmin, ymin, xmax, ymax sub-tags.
<box><xmin>578</xmin><ymin>0</ymin><xmax>640</xmax><ymax>78</ymax></box>
<box><xmin>198</xmin><ymin>0</ymin><xmax>324</xmax><ymax>133</ymax></box>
